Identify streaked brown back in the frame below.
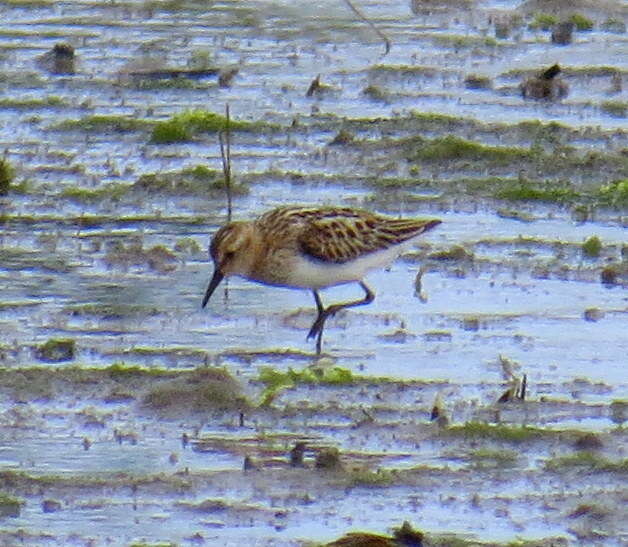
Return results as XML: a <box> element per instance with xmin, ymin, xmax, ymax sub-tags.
<box><xmin>296</xmin><ymin>209</ymin><xmax>440</xmax><ymax>264</ymax></box>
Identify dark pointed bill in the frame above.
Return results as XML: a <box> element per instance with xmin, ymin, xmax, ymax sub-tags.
<box><xmin>201</xmin><ymin>269</ymin><xmax>224</xmax><ymax>308</ymax></box>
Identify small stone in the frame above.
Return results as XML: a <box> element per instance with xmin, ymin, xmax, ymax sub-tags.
<box><xmin>243</xmin><ymin>455</ymin><xmax>258</xmax><ymax>471</ymax></box>
<box><xmin>464</xmin><ymin>74</ymin><xmax>492</xmax><ymax>90</ymax></box>
<box><xmin>42</xmin><ymin>499</ymin><xmax>62</xmax><ymax>513</ymax></box>
<box><xmin>552</xmin><ymin>22</ymin><xmax>575</xmax><ymax>45</ymax></box>
<box><xmin>329</xmin><ymin>129</ymin><xmax>354</xmax><ymax>145</ymax></box>
<box><xmin>290</xmin><ymin>442</ymin><xmax>307</xmax><ymax>467</ymax></box>
<box><xmin>315</xmin><ymin>447</ymin><xmax>342</xmax><ymax>470</ymax></box>
<box><xmin>574</xmin><ymin>433</ymin><xmax>603</xmax><ymax>451</ymax></box>
<box><xmin>583</xmin><ymin>308</ymin><xmax>604</xmax><ymax>322</ymax></box>
<box><xmin>600</xmin><ymin>266</ymin><xmax>618</xmax><ymax>286</ymax></box>
<box><xmin>37</xmin><ymin>43</ymin><xmax>76</xmax><ymax>75</ymax></box>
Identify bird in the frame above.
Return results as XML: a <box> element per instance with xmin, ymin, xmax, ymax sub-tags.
<box><xmin>520</xmin><ymin>64</ymin><xmax>569</xmax><ymax>100</ymax></box>
<box><xmin>201</xmin><ymin>205</ymin><xmax>441</xmax><ymax>354</ymax></box>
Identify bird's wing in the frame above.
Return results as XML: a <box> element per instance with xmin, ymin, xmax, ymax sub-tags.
<box><xmin>298</xmin><ymin>211</ymin><xmax>440</xmax><ymax>264</ymax></box>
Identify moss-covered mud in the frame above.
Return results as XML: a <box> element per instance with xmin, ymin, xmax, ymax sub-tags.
<box><xmin>1</xmin><ymin>0</ymin><xmax>627</xmax><ymax>544</ymax></box>
<box><xmin>0</xmin><ymin>364</ymin><xmax>626</xmax><ymax>545</ymax></box>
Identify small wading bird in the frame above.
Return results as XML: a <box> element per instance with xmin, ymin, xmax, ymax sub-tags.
<box><xmin>202</xmin><ymin>206</ymin><xmax>441</xmax><ymax>353</ymax></box>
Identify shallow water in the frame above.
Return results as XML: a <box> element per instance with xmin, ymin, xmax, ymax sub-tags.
<box><xmin>1</xmin><ymin>0</ymin><xmax>627</xmax><ymax>545</ymax></box>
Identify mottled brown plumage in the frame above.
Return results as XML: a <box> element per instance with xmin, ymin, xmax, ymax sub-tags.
<box><xmin>203</xmin><ymin>205</ymin><xmax>441</xmax><ymax>353</ymax></box>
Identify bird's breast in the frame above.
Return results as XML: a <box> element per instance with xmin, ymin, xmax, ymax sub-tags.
<box><xmin>251</xmin><ymin>245</ymin><xmax>405</xmax><ymax>290</ymax></box>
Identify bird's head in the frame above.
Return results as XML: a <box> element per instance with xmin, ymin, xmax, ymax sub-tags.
<box><xmin>202</xmin><ymin>221</ymin><xmax>256</xmax><ymax>307</ymax></box>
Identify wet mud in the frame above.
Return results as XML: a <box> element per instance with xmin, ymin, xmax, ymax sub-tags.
<box><xmin>0</xmin><ymin>0</ymin><xmax>627</xmax><ymax>545</ymax></box>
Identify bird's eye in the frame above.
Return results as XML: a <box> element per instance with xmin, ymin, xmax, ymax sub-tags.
<box><xmin>224</xmin><ymin>251</ymin><xmax>235</xmax><ymax>261</ymax></box>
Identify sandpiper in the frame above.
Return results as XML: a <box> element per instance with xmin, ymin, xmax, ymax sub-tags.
<box><xmin>202</xmin><ymin>205</ymin><xmax>441</xmax><ymax>353</ymax></box>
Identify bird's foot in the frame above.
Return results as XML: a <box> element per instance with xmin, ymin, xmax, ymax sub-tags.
<box><xmin>306</xmin><ymin>315</ymin><xmax>325</xmax><ymax>341</ymax></box>
<box><xmin>306</xmin><ymin>306</ymin><xmax>341</xmax><ymax>341</ymax></box>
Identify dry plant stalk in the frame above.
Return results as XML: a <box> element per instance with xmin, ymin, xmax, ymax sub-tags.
<box><xmin>343</xmin><ymin>0</ymin><xmax>391</xmax><ymax>55</ymax></box>
<box><xmin>218</xmin><ymin>103</ymin><xmax>233</xmax><ymax>222</ymax></box>
<box><xmin>218</xmin><ymin>104</ymin><xmax>233</xmax><ymax>299</ymax></box>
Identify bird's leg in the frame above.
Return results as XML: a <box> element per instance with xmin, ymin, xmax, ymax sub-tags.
<box><xmin>307</xmin><ymin>282</ymin><xmax>375</xmax><ymax>354</ymax></box>
<box><xmin>311</xmin><ymin>290</ymin><xmax>325</xmax><ymax>355</ymax></box>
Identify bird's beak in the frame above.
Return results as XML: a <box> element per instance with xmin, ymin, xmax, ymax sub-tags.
<box><xmin>201</xmin><ymin>268</ymin><xmax>224</xmax><ymax>308</ymax></box>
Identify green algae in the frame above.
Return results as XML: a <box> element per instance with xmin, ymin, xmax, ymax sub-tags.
<box><xmin>133</xmin><ymin>77</ymin><xmax>199</xmax><ymax>90</ymax></box>
<box><xmin>495</xmin><ymin>182</ymin><xmax>579</xmax><ymax>203</ymax></box>
<box><xmin>66</xmin><ymin>303</ymin><xmax>161</xmax><ymax>318</ymax></box>
<box><xmin>258</xmin><ymin>365</ymin><xmax>353</xmax><ymax>406</ymax></box>
<box><xmin>52</xmin><ymin>115</ymin><xmax>153</xmax><ymax>133</ymax></box>
<box><xmin>0</xmin><ymin>363</ymin><xmax>174</xmax><ymax>388</ymax></box>
<box><xmin>0</xmin><ymin>0</ymin><xmax>53</xmax><ymax>5</ymax></box>
<box><xmin>36</xmin><ymin>338</ymin><xmax>75</xmax><ymax>363</ymax></box>
<box><xmin>0</xmin><ymin>248</ymin><xmax>71</xmax><ymax>273</ymax></box>
<box><xmin>0</xmin><ymin>364</ymin><xmax>249</xmax><ymax>411</ymax></box>
<box><xmin>259</xmin><ymin>365</ymin><xmax>353</xmax><ymax>388</ymax></box>
<box><xmin>528</xmin><ymin>13</ymin><xmax>557</xmax><ymax>31</ymax></box>
<box><xmin>0</xmin><ymin>493</ymin><xmax>23</xmax><ymax>517</ymax></box>
<box><xmin>582</xmin><ymin>236</ymin><xmax>602</xmax><ymax>258</ymax></box>
<box><xmin>150</xmin><ymin>109</ymin><xmax>277</xmax><ymax>144</ymax></box>
<box><xmin>570</xmin><ymin>14</ymin><xmax>594</xmax><ymax>31</ymax></box>
<box><xmin>496</xmin><ymin>208</ymin><xmax>536</xmax><ymax>222</ymax></box>
<box><xmin>431</xmin><ymin>34</ymin><xmax>497</xmax><ymax>48</ymax></box>
<box><xmin>601</xmin><ymin>101</ymin><xmax>627</xmax><ymax>118</ymax></box>
<box><xmin>106</xmin><ymin>362</ymin><xmax>173</xmax><ymax>379</ymax></box>
<box><xmin>0</xmin><ymin>158</ymin><xmax>14</xmax><ymax>195</ymax></box>
<box><xmin>104</xmin><ymin>241</ymin><xmax>178</xmax><ymax>273</ymax></box>
<box><xmin>0</xmin><ymin>71</ymin><xmax>45</xmax><ymax>87</ymax></box>
<box><xmin>134</xmin><ymin>164</ymin><xmax>247</xmax><ymax>196</ymax></box>
<box><xmin>445</xmin><ymin>422</ymin><xmax>551</xmax><ymax>442</ymax></box>
<box><xmin>114</xmin><ymin>346</ymin><xmax>207</xmax><ymax>358</ymax></box>
<box><xmin>322</xmin><ymin>522</ymin><xmax>566</xmax><ymax>547</ymax></box>
<box><xmin>129</xmin><ymin>542</ymin><xmax>177</xmax><ymax>547</ymax></box>
<box><xmin>439</xmin><ymin>175</ymin><xmax>628</xmax><ymax>209</ymax></box>
<box><xmin>369</xmin><ymin>64</ymin><xmax>440</xmax><ymax>76</ymax></box>
<box><xmin>61</xmin><ymin>183</ymin><xmax>131</xmax><ymax>203</ymax></box>
<box><xmin>0</xmin><ymin>469</ymin><xmax>192</xmax><ymax>490</ymax></box>
<box><xmin>0</xmin><ymin>28</ymin><xmax>80</xmax><ymax>38</ymax></box>
<box><xmin>601</xmin><ymin>18</ymin><xmax>626</xmax><ymax>33</ymax></box>
<box><xmin>61</xmin><ymin>166</ymin><xmax>245</xmax><ymax>202</ymax></box>
<box><xmin>408</xmin><ymin>135</ymin><xmax>531</xmax><ymax>164</ymax></box>
<box><xmin>610</xmin><ymin>400</ymin><xmax>627</xmax><ymax>424</ymax></box>
<box><xmin>345</xmin><ymin>468</ymin><xmax>394</xmax><ymax>487</ymax></box>
<box><xmin>466</xmin><ymin>448</ymin><xmax>519</xmax><ymax>469</ymax></box>
<box><xmin>143</xmin><ymin>367</ymin><xmax>250</xmax><ymax>412</ymax></box>
<box><xmin>545</xmin><ymin>452</ymin><xmax>628</xmax><ymax>473</ymax></box>
<box><xmin>174</xmin><ymin>237</ymin><xmax>202</xmax><ymax>254</ymax></box>
<box><xmin>0</xmin><ymin>96</ymin><xmax>66</xmax><ymax>109</ymax></box>
<box><xmin>362</xmin><ymin>84</ymin><xmax>389</xmax><ymax>102</ymax></box>
<box><xmin>366</xmin><ymin>176</ymin><xmax>423</xmax><ymax>189</ymax></box>
<box><xmin>428</xmin><ymin>244</ymin><xmax>474</xmax><ymax>261</ymax></box>
<box><xmin>583</xmin><ymin>180</ymin><xmax>626</xmax><ymax>207</ymax></box>
<box><xmin>464</xmin><ymin>74</ymin><xmax>492</xmax><ymax>90</ymax></box>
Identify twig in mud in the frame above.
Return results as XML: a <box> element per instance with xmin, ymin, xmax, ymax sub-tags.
<box><xmin>519</xmin><ymin>374</ymin><xmax>527</xmax><ymax>401</ymax></box>
<box><xmin>218</xmin><ymin>104</ymin><xmax>233</xmax><ymax>300</ymax></box>
<box><xmin>498</xmin><ymin>354</ymin><xmax>520</xmax><ymax>381</ymax></box>
<box><xmin>306</xmin><ymin>74</ymin><xmax>321</xmax><ymax>97</ymax></box>
<box><xmin>497</xmin><ymin>373</ymin><xmax>527</xmax><ymax>403</ymax></box>
<box><xmin>218</xmin><ymin>103</ymin><xmax>233</xmax><ymax>222</ymax></box>
<box><xmin>430</xmin><ymin>392</ymin><xmax>449</xmax><ymax>427</ymax></box>
<box><xmin>413</xmin><ymin>265</ymin><xmax>428</xmax><ymax>302</ymax></box>
<box><xmin>343</xmin><ymin>0</ymin><xmax>391</xmax><ymax>56</ymax></box>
